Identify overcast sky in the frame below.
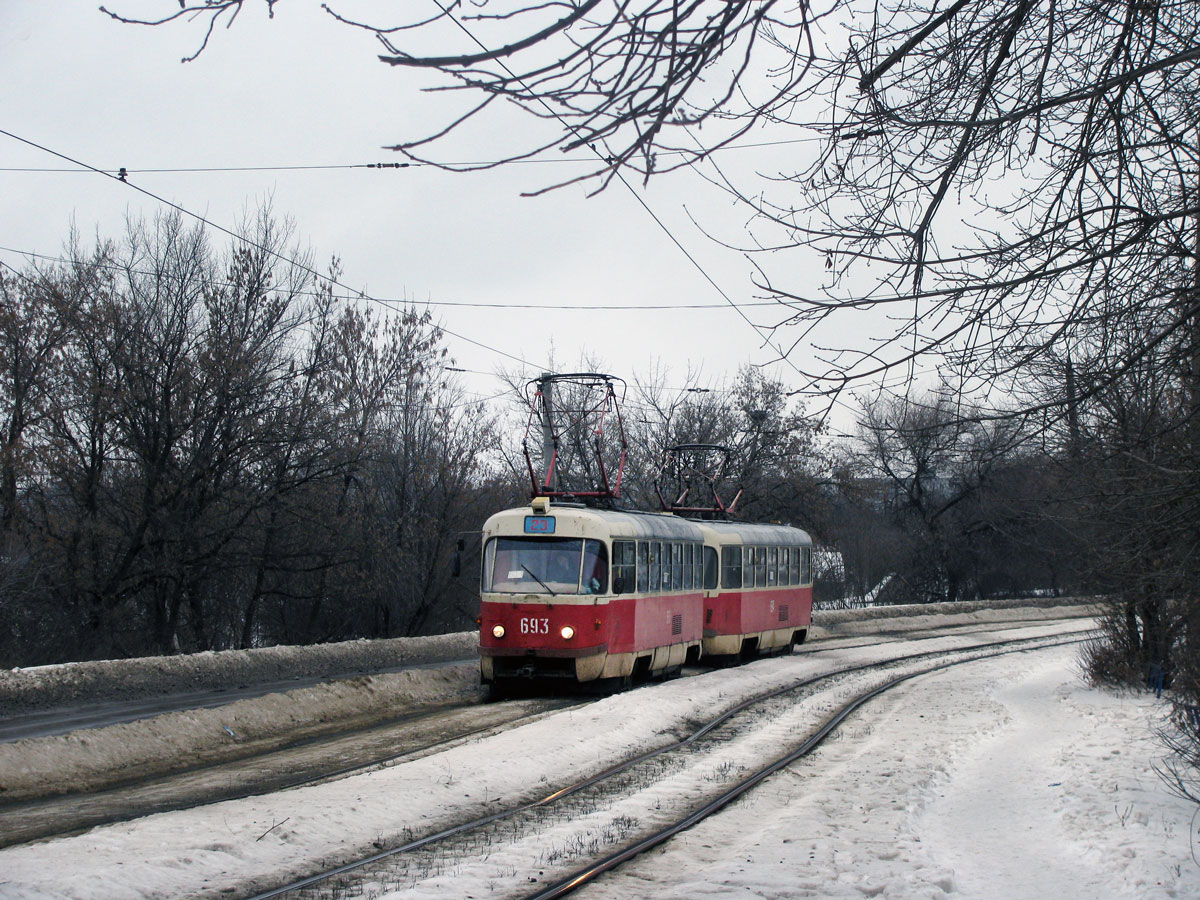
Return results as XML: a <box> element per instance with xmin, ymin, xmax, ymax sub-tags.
<box><xmin>1</xmin><ymin>2</ymin><xmax>869</xmax><ymax>428</ymax></box>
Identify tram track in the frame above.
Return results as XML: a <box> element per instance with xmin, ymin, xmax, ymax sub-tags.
<box><xmin>239</xmin><ymin>624</ymin><xmax>1096</xmax><ymax>900</ymax></box>
<box><xmin>0</xmin><ymin>696</ymin><xmax>584</xmax><ymax>848</ymax></box>
<box><xmin>523</xmin><ymin>631</ymin><xmax>1093</xmax><ymax>900</ymax></box>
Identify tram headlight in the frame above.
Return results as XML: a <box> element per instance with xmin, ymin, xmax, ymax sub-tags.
<box><xmin>560</xmin><ymin>625</ymin><xmax>575</xmax><ymax>640</ymax></box>
<box><xmin>492</xmin><ymin>624</ymin><xmax>506</xmax><ymax>639</ymax></box>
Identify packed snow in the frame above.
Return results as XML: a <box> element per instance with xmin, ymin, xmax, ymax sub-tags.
<box><xmin>584</xmin><ymin>643</ymin><xmax>1198</xmax><ymax>900</ymax></box>
<box><xmin>0</xmin><ymin>614</ymin><xmax>1196</xmax><ymax>900</ymax></box>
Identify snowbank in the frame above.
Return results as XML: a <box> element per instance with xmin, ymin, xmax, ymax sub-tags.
<box><xmin>0</xmin><ymin>664</ymin><xmax>483</xmax><ymax>803</ymax></box>
<box><xmin>0</xmin><ymin>631</ymin><xmax>478</xmax><ymax>716</ymax></box>
<box><xmin>812</xmin><ymin>597</ymin><xmax>1098</xmax><ymax>635</ymax></box>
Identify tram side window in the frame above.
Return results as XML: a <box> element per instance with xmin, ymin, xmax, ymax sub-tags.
<box><xmin>683</xmin><ymin>543</ymin><xmax>694</xmax><ymax>590</ymax></box>
<box><xmin>649</xmin><ymin>541</ymin><xmax>662</xmax><ymax>594</ymax></box>
<box><xmin>704</xmin><ymin>546</ymin><xmax>719</xmax><ymax>590</ymax></box>
<box><xmin>672</xmin><ymin>542</ymin><xmax>683</xmax><ymax>591</ymax></box>
<box><xmin>743</xmin><ymin>546</ymin><xmax>755</xmax><ymax>588</ymax></box>
<box><xmin>612</xmin><ymin>540</ymin><xmax>636</xmax><ymax>594</ymax></box>
<box><xmin>780</xmin><ymin>547</ymin><xmax>791</xmax><ymax>585</ymax></box>
<box><xmin>694</xmin><ymin>544</ymin><xmax>704</xmax><ymax>587</ymax></box>
<box><xmin>637</xmin><ymin>541</ymin><xmax>649</xmax><ymax>593</ymax></box>
<box><xmin>802</xmin><ymin>546</ymin><xmax>812</xmax><ymax>585</ymax></box>
<box><xmin>790</xmin><ymin>547</ymin><xmax>800</xmax><ymax>584</ymax></box>
<box><xmin>767</xmin><ymin>547</ymin><xmax>778</xmax><ymax>586</ymax></box>
<box><xmin>755</xmin><ymin>546</ymin><xmax>767</xmax><ymax>588</ymax></box>
<box><xmin>582</xmin><ymin>540</ymin><xmax>609</xmax><ymax>594</ymax></box>
<box><xmin>722</xmin><ymin>545</ymin><xmax>743</xmax><ymax>589</ymax></box>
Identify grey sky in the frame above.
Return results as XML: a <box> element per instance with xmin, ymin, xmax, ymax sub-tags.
<box><xmin>2</xmin><ymin>2</ymin><xmax>848</xmax><ymax>418</ymax></box>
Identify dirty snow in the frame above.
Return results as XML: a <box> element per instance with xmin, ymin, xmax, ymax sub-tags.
<box><xmin>0</xmin><ymin>615</ymin><xmax>1196</xmax><ymax>900</ymax></box>
<box><xmin>0</xmin><ymin>664</ymin><xmax>482</xmax><ymax>802</ymax></box>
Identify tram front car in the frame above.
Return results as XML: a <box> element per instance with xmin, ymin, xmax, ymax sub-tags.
<box><xmin>478</xmin><ymin>497</ymin><xmax>703</xmax><ymax>690</ymax></box>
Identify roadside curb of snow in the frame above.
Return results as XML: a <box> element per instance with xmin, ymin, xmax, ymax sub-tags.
<box><xmin>0</xmin><ymin>601</ymin><xmax>1096</xmax><ymax>717</ymax></box>
<box><xmin>0</xmin><ymin>631</ymin><xmax>478</xmax><ymax>716</ymax></box>
<box><xmin>0</xmin><ymin>663</ymin><xmax>485</xmax><ymax>803</ymax></box>
<box><xmin>812</xmin><ymin>598</ymin><xmax>1099</xmax><ymax>636</ymax></box>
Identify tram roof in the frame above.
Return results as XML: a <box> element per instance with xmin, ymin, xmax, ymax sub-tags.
<box><xmin>696</xmin><ymin>520</ymin><xmax>812</xmax><ymax>546</ymax></box>
<box><xmin>485</xmin><ymin>504</ymin><xmax>810</xmax><ymax>545</ymax></box>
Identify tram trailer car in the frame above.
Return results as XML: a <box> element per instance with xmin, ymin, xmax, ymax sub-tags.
<box><xmin>479</xmin><ymin>500</ymin><xmax>705</xmax><ymax>688</ymax></box>
<box><xmin>478</xmin><ymin>498</ymin><xmax>815</xmax><ymax>690</ymax></box>
<box><xmin>696</xmin><ymin>521</ymin><xmax>814</xmax><ymax>660</ymax></box>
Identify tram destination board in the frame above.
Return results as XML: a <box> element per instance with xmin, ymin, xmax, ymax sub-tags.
<box><xmin>524</xmin><ymin>515</ymin><xmax>556</xmax><ymax>534</ymax></box>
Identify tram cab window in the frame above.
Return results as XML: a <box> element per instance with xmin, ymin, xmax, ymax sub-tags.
<box><xmin>722</xmin><ymin>546</ymin><xmax>743</xmax><ymax>589</ymax></box>
<box><xmin>612</xmin><ymin>540</ymin><xmax>636</xmax><ymax>594</ymax></box>
<box><xmin>484</xmin><ymin>537</ymin><xmax>605</xmax><ymax>595</ymax></box>
<box><xmin>704</xmin><ymin>546</ymin><xmax>719</xmax><ymax>590</ymax></box>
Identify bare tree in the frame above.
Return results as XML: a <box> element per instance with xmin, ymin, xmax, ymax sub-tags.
<box><xmin>111</xmin><ymin>1</ymin><xmax>1199</xmax><ymax>409</ymax></box>
<box><xmin>0</xmin><ymin>209</ymin><xmax>503</xmax><ymax>663</ymax></box>
<box><xmin>851</xmin><ymin>392</ymin><xmax>1035</xmax><ymax>603</ymax></box>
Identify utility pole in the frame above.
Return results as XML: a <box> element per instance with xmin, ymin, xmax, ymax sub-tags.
<box><xmin>540</xmin><ymin>372</ymin><xmax>556</xmax><ymax>494</ymax></box>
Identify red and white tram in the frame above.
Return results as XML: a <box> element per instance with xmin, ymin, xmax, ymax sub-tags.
<box><xmin>478</xmin><ymin>497</ymin><xmax>813</xmax><ymax>691</ymax></box>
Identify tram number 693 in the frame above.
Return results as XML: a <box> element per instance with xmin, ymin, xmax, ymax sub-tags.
<box><xmin>520</xmin><ymin>617</ymin><xmax>550</xmax><ymax>635</ymax></box>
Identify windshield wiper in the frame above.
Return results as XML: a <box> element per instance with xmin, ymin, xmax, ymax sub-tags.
<box><xmin>521</xmin><ymin>564</ymin><xmax>557</xmax><ymax>596</ymax></box>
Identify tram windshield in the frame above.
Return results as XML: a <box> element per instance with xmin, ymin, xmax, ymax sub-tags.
<box><xmin>484</xmin><ymin>537</ymin><xmax>608</xmax><ymax>595</ymax></box>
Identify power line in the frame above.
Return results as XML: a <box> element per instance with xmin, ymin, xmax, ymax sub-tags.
<box><xmin>0</xmin><ymin>131</ymin><xmax>852</xmax><ymax>425</ymax></box>
<box><xmin>0</xmin><ymin>126</ymin><xmax>545</xmax><ymax>375</ymax></box>
<box><xmin>0</xmin><ymin>162</ymin><xmax>418</xmax><ymax>174</ymax></box>
<box><xmin>0</xmin><ymin>134</ymin><xmax>828</xmax><ymax>177</ymax></box>
<box><xmin>0</xmin><ymin>242</ymin><xmax>794</xmax><ymax>312</ymax></box>
<box><xmin>423</xmin><ymin>0</ymin><xmax>817</xmax><ymax>389</ymax></box>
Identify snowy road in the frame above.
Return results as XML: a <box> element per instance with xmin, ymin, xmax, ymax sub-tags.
<box><xmin>0</xmin><ymin>618</ymin><xmax>1196</xmax><ymax>900</ymax></box>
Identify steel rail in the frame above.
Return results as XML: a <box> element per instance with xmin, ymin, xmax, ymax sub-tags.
<box><xmin>524</xmin><ymin>634</ymin><xmax>1091</xmax><ymax>900</ymax></box>
<box><xmin>0</xmin><ymin>697</ymin><xmax>585</xmax><ymax>849</ymax></box>
<box><xmin>242</xmin><ymin>625</ymin><xmax>1095</xmax><ymax>900</ymax></box>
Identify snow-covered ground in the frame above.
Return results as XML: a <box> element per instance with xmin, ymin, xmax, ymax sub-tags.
<box><xmin>585</xmin><ymin>643</ymin><xmax>1198</xmax><ymax>900</ymax></box>
<box><xmin>1</xmin><ymin>616</ymin><xmax>1197</xmax><ymax>900</ymax></box>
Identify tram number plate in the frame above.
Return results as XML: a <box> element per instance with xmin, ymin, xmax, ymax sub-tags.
<box><xmin>524</xmin><ymin>515</ymin><xmax>556</xmax><ymax>534</ymax></box>
<box><xmin>520</xmin><ymin>617</ymin><xmax>550</xmax><ymax>635</ymax></box>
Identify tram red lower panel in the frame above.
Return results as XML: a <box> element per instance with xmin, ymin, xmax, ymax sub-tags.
<box><xmin>480</xmin><ymin>593</ymin><xmax>704</xmax><ymax>660</ymax></box>
<box><xmin>704</xmin><ymin>587</ymin><xmax>813</xmax><ymax>638</ymax></box>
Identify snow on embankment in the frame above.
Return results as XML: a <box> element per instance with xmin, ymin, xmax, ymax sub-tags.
<box><xmin>0</xmin><ymin>632</ymin><xmax>480</xmax><ymax>802</ymax></box>
<box><xmin>0</xmin><ymin>665</ymin><xmax>484</xmax><ymax>802</ymax></box>
<box><xmin>0</xmin><ymin>631</ymin><xmax>478</xmax><ymax>716</ymax></box>
<box><xmin>0</xmin><ymin>599</ymin><xmax>1093</xmax><ymax>803</ymax></box>
<box><xmin>811</xmin><ymin>596</ymin><xmax>1099</xmax><ymax>636</ymax></box>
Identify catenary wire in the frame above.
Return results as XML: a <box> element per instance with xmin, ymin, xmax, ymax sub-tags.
<box><xmin>0</xmin><ymin>126</ymin><xmax>545</xmax><ymax>374</ymax></box>
<box><xmin>0</xmin><ymin>243</ymin><xmax>791</xmax><ymax>312</ymax></box>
